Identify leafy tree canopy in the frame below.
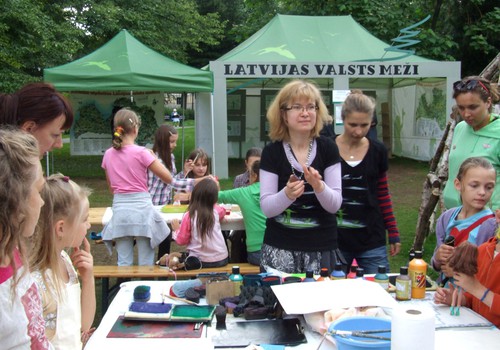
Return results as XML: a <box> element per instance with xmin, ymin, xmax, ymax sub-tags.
<box><xmin>1</xmin><ymin>0</ymin><xmax>498</xmax><ymax>91</ymax></box>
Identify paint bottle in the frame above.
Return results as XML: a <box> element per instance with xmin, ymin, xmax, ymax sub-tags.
<box><xmin>316</xmin><ymin>268</ymin><xmax>330</xmax><ymax>281</ymax></box>
<box><xmin>347</xmin><ymin>259</ymin><xmax>359</xmax><ymax>279</ymax></box>
<box><xmin>374</xmin><ymin>265</ymin><xmax>389</xmax><ymax>291</ymax></box>
<box><xmin>395</xmin><ymin>266</ymin><xmax>411</xmax><ymax>301</ymax></box>
<box><xmin>303</xmin><ymin>270</ymin><xmax>316</xmax><ymax>282</ymax></box>
<box><xmin>355</xmin><ymin>267</ymin><xmax>365</xmax><ymax>279</ymax></box>
<box><xmin>408</xmin><ymin>250</ymin><xmax>415</xmax><ymax>262</ymax></box>
<box><xmin>229</xmin><ymin>266</ymin><xmax>243</xmax><ymax>296</ymax></box>
<box><xmin>409</xmin><ymin>251</ymin><xmax>427</xmax><ymax>299</ymax></box>
<box><xmin>331</xmin><ymin>262</ymin><xmax>346</xmax><ymax>280</ymax></box>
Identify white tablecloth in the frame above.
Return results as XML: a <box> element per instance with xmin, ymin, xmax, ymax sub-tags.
<box><xmin>102</xmin><ymin>205</ymin><xmax>245</xmax><ymax>231</ymax></box>
<box><xmin>86</xmin><ymin>281</ymin><xmax>500</xmax><ymax>350</ymax></box>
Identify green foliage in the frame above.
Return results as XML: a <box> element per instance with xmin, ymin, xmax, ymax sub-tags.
<box><xmin>73</xmin><ymin>104</ymin><xmax>109</xmax><ymax>137</ymax></box>
<box><xmin>67</xmin><ymin>0</ymin><xmax>225</xmax><ymax>66</ymax></box>
<box><xmin>0</xmin><ymin>0</ymin><xmax>84</xmax><ymax>91</ymax></box>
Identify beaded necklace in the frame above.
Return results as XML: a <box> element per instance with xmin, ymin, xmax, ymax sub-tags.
<box><xmin>287</xmin><ymin>139</ymin><xmax>313</xmax><ymax>180</ymax></box>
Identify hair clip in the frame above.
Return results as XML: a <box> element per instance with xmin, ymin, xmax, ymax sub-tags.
<box><xmin>114</xmin><ymin>126</ymin><xmax>124</xmax><ymax>137</ymax></box>
<box><xmin>128</xmin><ymin>118</ymin><xmax>134</xmax><ymax>124</ymax></box>
<box><xmin>62</xmin><ymin>176</ymin><xmax>70</xmax><ymax>182</ymax></box>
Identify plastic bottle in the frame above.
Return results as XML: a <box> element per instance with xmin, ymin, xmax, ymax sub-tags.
<box><xmin>408</xmin><ymin>250</ymin><xmax>415</xmax><ymax>262</ymax></box>
<box><xmin>374</xmin><ymin>265</ymin><xmax>389</xmax><ymax>291</ymax></box>
<box><xmin>355</xmin><ymin>267</ymin><xmax>365</xmax><ymax>279</ymax></box>
<box><xmin>316</xmin><ymin>268</ymin><xmax>330</xmax><ymax>281</ymax></box>
<box><xmin>331</xmin><ymin>262</ymin><xmax>346</xmax><ymax>280</ymax></box>
<box><xmin>409</xmin><ymin>251</ymin><xmax>427</xmax><ymax>299</ymax></box>
<box><xmin>229</xmin><ymin>266</ymin><xmax>244</xmax><ymax>295</ymax></box>
<box><xmin>303</xmin><ymin>270</ymin><xmax>316</xmax><ymax>282</ymax></box>
<box><xmin>347</xmin><ymin>259</ymin><xmax>359</xmax><ymax>279</ymax></box>
<box><xmin>395</xmin><ymin>266</ymin><xmax>411</xmax><ymax>301</ymax></box>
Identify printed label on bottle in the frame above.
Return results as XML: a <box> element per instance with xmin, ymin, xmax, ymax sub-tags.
<box><xmin>411</xmin><ymin>271</ymin><xmax>426</xmax><ymax>289</ymax></box>
<box><xmin>395</xmin><ymin>279</ymin><xmax>411</xmax><ymax>300</ymax></box>
<box><xmin>374</xmin><ymin>279</ymin><xmax>389</xmax><ymax>291</ymax></box>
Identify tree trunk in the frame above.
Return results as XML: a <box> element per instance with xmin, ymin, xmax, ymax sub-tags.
<box><xmin>413</xmin><ymin>119</ymin><xmax>456</xmax><ymax>251</ymax></box>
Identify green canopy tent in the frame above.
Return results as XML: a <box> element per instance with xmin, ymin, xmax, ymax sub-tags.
<box><xmin>44</xmin><ymin>29</ymin><xmax>213</xmax><ymax>167</ymax></box>
<box><xmin>44</xmin><ymin>29</ymin><xmax>213</xmax><ymax>92</ymax></box>
<box><xmin>200</xmin><ymin>14</ymin><xmax>460</xmax><ymax>178</ymax></box>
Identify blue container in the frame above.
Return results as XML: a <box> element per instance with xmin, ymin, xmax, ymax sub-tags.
<box><xmin>328</xmin><ymin>316</ymin><xmax>391</xmax><ymax>350</ymax></box>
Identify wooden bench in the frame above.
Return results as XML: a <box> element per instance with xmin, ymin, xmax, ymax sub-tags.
<box><xmin>94</xmin><ymin>264</ymin><xmax>261</xmax><ymax>314</ymax></box>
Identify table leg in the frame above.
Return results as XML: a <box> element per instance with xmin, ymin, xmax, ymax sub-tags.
<box><xmin>101</xmin><ymin>277</ymin><xmax>109</xmax><ymax>315</ymax></box>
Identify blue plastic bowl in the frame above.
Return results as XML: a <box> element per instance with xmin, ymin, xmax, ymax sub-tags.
<box><xmin>328</xmin><ymin>316</ymin><xmax>391</xmax><ymax>350</ymax></box>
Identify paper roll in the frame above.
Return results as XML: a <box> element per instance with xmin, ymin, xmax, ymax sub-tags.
<box><xmin>391</xmin><ymin>306</ymin><xmax>435</xmax><ymax>350</ymax></box>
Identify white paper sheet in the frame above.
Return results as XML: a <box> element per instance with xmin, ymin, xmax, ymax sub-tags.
<box><xmin>271</xmin><ymin>279</ymin><xmax>398</xmax><ymax>315</ymax></box>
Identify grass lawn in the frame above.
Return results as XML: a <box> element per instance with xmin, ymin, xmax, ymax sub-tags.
<box><xmin>48</xmin><ymin>122</ymin><xmax>438</xmax><ymax>325</ymax></box>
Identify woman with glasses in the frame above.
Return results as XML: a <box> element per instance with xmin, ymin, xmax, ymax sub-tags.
<box><xmin>443</xmin><ymin>76</ymin><xmax>500</xmax><ymax>211</ymax></box>
<box><xmin>334</xmin><ymin>91</ymin><xmax>401</xmax><ymax>274</ymax></box>
<box><xmin>259</xmin><ymin>80</ymin><xmax>343</xmax><ymax>274</ymax></box>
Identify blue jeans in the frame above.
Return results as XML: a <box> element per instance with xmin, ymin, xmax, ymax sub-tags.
<box><xmin>115</xmin><ymin>236</ymin><xmax>154</xmax><ymax>266</ymax></box>
<box><xmin>341</xmin><ymin>245</ymin><xmax>389</xmax><ymax>274</ymax></box>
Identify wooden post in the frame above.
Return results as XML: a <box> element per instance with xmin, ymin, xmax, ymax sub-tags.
<box><xmin>413</xmin><ymin>119</ymin><xmax>456</xmax><ymax>251</ymax></box>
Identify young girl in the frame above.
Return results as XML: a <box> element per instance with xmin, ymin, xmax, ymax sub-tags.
<box><xmin>432</xmin><ymin>157</ymin><xmax>497</xmax><ymax>283</ymax></box>
<box><xmin>102</xmin><ymin>108</ymin><xmax>176</xmax><ymax>266</ymax></box>
<box><xmin>334</xmin><ymin>90</ymin><xmax>400</xmax><ymax>274</ymax></box>
<box><xmin>0</xmin><ymin>128</ymin><xmax>50</xmax><ymax>349</ymax></box>
<box><xmin>148</xmin><ymin>124</ymin><xmax>196</xmax><ymax>259</ymax></box>
<box><xmin>434</xmin><ymin>209</ymin><xmax>500</xmax><ymax>327</ymax></box>
<box><xmin>174</xmin><ymin>148</ymin><xmax>211</xmax><ymax>203</ymax></box>
<box><xmin>171</xmin><ymin>178</ymin><xmax>228</xmax><ymax>268</ymax></box>
<box><xmin>29</xmin><ymin>174</ymin><xmax>95</xmax><ymax>349</ymax></box>
<box><xmin>219</xmin><ymin>160</ymin><xmax>266</xmax><ymax>266</ymax></box>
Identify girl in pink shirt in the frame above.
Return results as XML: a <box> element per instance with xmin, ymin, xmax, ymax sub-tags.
<box><xmin>171</xmin><ymin>178</ymin><xmax>228</xmax><ymax>267</ymax></box>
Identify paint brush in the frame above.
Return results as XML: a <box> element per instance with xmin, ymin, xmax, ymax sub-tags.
<box><xmin>164</xmin><ymin>294</ymin><xmax>199</xmax><ymax>306</ymax></box>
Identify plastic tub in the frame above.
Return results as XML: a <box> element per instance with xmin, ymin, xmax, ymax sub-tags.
<box><xmin>328</xmin><ymin>316</ymin><xmax>391</xmax><ymax>350</ymax></box>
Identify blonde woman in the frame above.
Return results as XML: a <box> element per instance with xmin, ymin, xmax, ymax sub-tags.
<box><xmin>259</xmin><ymin>80</ymin><xmax>343</xmax><ymax>274</ymax></box>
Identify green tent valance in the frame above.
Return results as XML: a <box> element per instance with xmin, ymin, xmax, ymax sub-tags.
<box><xmin>44</xmin><ymin>29</ymin><xmax>213</xmax><ymax>92</ymax></box>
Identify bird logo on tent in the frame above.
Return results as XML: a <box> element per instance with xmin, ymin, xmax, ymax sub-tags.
<box><xmin>82</xmin><ymin>61</ymin><xmax>111</xmax><ymax>71</ymax></box>
<box><xmin>255</xmin><ymin>45</ymin><xmax>296</xmax><ymax>59</ymax></box>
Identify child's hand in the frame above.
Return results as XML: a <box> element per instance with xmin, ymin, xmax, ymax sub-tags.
<box><xmin>183</xmin><ymin>159</ymin><xmax>194</xmax><ymax>175</ymax></box>
<box><xmin>435</xmin><ymin>244</ymin><xmax>454</xmax><ymax>265</ymax></box>
<box><xmin>171</xmin><ymin>218</ymin><xmax>180</xmax><ymax>231</ymax></box>
<box><xmin>453</xmin><ymin>272</ymin><xmax>479</xmax><ymax>293</ymax></box>
<box><xmin>71</xmin><ymin>238</ymin><xmax>94</xmax><ymax>281</ymax></box>
<box><xmin>434</xmin><ymin>286</ymin><xmax>453</xmax><ymax>305</ymax></box>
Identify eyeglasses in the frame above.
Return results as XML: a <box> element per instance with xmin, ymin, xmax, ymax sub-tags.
<box><xmin>453</xmin><ymin>79</ymin><xmax>490</xmax><ymax>95</ymax></box>
<box><xmin>284</xmin><ymin>104</ymin><xmax>318</xmax><ymax>113</ymax></box>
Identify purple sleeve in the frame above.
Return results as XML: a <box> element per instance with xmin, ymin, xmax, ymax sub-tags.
<box><xmin>314</xmin><ymin>163</ymin><xmax>342</xmax><ymax>213</ymax></box>
<box><xmin>431</xmin><ymin>210</ymin><xmax>451</xmax><ymax>271</ymax></box>
<box><xmin>476</xmin><ymin>217</ymin><xmax>498</xmax><ymax>245</ymax></box>
<box><xmin>260</xmin><ymin>169</ymin><xmax>295</xmax><ymax>218</ymax></box>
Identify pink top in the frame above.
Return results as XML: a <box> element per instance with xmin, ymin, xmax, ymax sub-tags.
<box><xmin>174</xmin><ymin>205</ymin><xmax>228</xmax><ymax>263</ymax></box>
<box><xmin>102</xmin><ymin>144</ymin><xmax>156</xmax><ymax>193</ymax></box>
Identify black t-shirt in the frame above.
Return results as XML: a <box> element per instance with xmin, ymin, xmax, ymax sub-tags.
<box><xmin>260</xmin><ymin>136</ymin><xmax>341</xmax><ymax>252</ymax></box>
<box><xmin>334</xmin><ymin>137</ymin><xmax>389</xmax><ymax>252</ymax></box>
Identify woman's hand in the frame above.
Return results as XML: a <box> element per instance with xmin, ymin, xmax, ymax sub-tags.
<box><xmin>389</xmin><ymin>242</ymin><xmax>401</xmax><ymax>256</ymax></box>
<box><xmin>302</xmin><ymin>165</ymin><xmax>324</xmax><ymax>192</ymax></box>
<box><xmin>285</xmin><ymin>174</ymin><xmax>304</xmax><ymax>200</ymax></box>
